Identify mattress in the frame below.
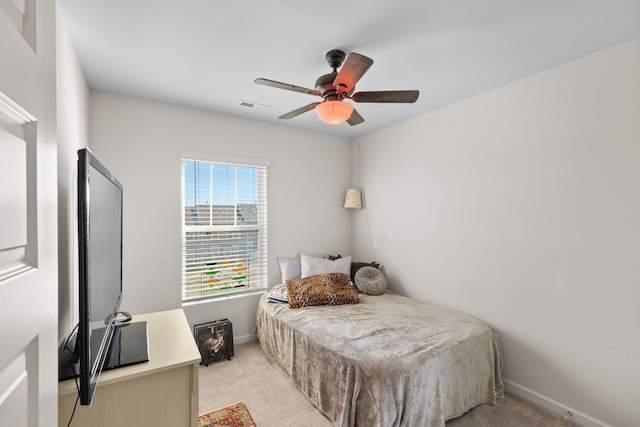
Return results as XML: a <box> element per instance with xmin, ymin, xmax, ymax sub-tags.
<box><xmin>255</xmin><ymin>290</ymin><xmax>504</xmax><ymax>427</ymax></box>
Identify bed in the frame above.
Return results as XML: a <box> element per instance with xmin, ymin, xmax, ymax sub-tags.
<box><xmin>256</xmin><ymin>285</ymin><xmax>504</xmax><ymax>426</ymax></box>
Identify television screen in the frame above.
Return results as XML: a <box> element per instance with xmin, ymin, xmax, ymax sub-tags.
<box><xmin>77</xmin><ymin>148</ymin><xmax>124</xmax><ymax>406</ymax></box>
<box><xmin>58</xmin><ymin>148</ymin><xmax>148</xmax><ymax>410</ymax></box>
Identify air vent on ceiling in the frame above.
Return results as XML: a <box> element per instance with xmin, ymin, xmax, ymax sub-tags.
<box><xmin>240</xmin><ymin>100</ymin><xmax>271</xmax><ymax>112</ymax></box>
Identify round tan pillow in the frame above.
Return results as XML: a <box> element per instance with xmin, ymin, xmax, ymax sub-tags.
<box><xmin>354</xmin><ymin>266</ymin><xmax>388</xmax><ymax>295</ymax></box>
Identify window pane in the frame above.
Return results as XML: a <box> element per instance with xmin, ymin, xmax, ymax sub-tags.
<box><xmin>212</xmin><ymin>164</ymin><xmax>234</xmax><ymax>226</ymax></box>
<box><xmin>183</xmin><ymin>161</ymin><xmax>197</xmax><ymax>226</ymax></box>
<box><xmin>237</xmin><ymin>166</ymin><xmax>257</xmax><ymax>225</ymax></box>
<box><xmin>183</xmin><ymin>229</ymin><xmax>258</xmax><ymax>298</ymax></box>
<box><xmin>181</xmin><ymin>158</ymin><xmax>267</xmax><ymax>302</ymax></box>
<box><xmin>196</xmin><ymin>162</ymin><xmax>212</xmax><ymax>226</ymax></box>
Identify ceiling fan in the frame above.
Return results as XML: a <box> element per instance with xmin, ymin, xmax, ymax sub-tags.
<box><xmin>254</xmin><ymin>49</ymin><xmax>419</xmax><ymax>126</ymax></box>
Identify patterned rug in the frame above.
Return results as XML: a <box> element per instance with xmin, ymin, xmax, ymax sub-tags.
<box><xmin>198</xmin><ymin>402</ymin><xmax>257</xmax><ymax>427</ymax></box>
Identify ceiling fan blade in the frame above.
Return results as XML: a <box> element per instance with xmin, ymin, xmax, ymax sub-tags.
<box><xmin>351</xmin><ymin>90</ymin><xmax>419</xmax><ymax>103</ymax></box>
<box><xmin>333</xmin><ymin>53</ymin><xmax>374</xmax><ymax>93</ymax></box>
<box><xmin>347</xmin><ymin>108</ymin><xmax>365</xmax><ymax>126</ymax></box>
<box><xmin>278</xmin><ymin>102</ymin><xmax>321</xmax><ymax>120</ymax></box>
<box><xmin>254</xmin><ymin>78</ymin><xmax>322</xmax><ymax>97</ymax></box>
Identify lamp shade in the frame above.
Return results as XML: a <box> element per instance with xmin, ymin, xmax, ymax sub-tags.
<box><xmin>315</xmin><ymin>101</ymin><xmax>353</xmax><ymax>124</ymax></box>
<box><xmin>344</xmin><ymin>188</ymin><xmax>362</xmax><ymax>209</ymax></box>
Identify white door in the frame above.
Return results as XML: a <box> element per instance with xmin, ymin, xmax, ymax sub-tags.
<box><xmin>0</xmin><ymin>1</ymin><xmax>58</xmax><ymax>426</ymax></box>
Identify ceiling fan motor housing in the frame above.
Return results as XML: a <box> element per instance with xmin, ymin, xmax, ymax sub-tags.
<box><xmin>315</xmin><ymin>73</ymin><xmax>341</xmax><ymax>100</ymax></box>
<box><xmin>319</xmin><ymin>50</ymin><xmax>350</xmax><ymax>99</ymax></box>
<box><xmin>325</xmin><ymin>49</ymin><xmax>346</xmax><ymax>70</ymax></box>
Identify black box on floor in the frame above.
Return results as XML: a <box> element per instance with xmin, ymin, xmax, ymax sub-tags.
<box><xmin>193</xmin><ymin>318</ymin><xmax>234</xmax><ymax>366</ymax></box>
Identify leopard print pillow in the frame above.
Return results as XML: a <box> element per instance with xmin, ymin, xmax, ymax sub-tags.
<box><xmin>285</xmin><ymin>273</ymin><xmax>359</xmax><ymax>309</ymax></box>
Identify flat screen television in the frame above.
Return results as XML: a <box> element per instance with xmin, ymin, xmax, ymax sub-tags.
<box><xmin>59</xmin><ymin>148</ymin><xmax>148</xmax><ymax>407</ymax></box>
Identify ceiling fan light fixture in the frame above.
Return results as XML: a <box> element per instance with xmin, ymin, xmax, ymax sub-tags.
<box><xmin>315</xmin><ymin>101</ymin><xmax>353</xmax><ymax>124</ymax></box>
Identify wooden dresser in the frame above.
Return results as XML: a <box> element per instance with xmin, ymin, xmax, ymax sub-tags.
<box><xmin>58</xmin><ymin>309</ymin><xmax>200</xmax><ymax>426</ymax></box>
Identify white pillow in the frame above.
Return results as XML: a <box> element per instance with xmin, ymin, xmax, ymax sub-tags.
<box><xmin>301</xmin><ymin>253</ymin><xmax>351</xmax><ymax>278</ymax></box>
<box><xmin>278</xmin><ymin>257</ymin><xmax>301</xmax><ymax>283</ymax></box>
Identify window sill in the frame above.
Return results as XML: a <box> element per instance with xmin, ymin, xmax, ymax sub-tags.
<box><xmin>182</xmin><ymin>288</ymin><xmax>267</xmax><ymax>307</ymax></box>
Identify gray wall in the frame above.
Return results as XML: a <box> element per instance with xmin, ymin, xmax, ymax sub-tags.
<box><xmin>351</xmin><ymin>38</ymin><xmax>640</xmax><ymax>427</ymax></box>
<box><xmin>56</xmin><ymin>8</ymin><xmax>91</xmax><ymax>341</ymax></box>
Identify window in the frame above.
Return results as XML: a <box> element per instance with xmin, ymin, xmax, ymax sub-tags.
<box><xmin>181</xmin><ymin>156</ymin><xmax>268</xmax><ymax>302</ymax></box>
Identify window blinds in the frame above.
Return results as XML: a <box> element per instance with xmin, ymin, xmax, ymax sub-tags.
<box><xmin>181</xmin><ymin>159</ymin><xmax>267</xmax><ymax>301</ymax></box>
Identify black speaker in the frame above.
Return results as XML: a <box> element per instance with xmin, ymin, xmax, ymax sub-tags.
<box><xmin>194</xmin><ymin>319</ymin><xmax>234</xmax><ymax>367</ymax></box>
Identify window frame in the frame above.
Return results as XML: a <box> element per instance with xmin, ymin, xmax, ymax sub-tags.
<box><xmin>180</xmin><ymin>152</ymin><xmax>269</xmax><ymax>303</ymax></box>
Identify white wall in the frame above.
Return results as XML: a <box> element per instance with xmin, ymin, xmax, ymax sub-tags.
<box><xmin>56</xmin><ymin>7</ymin><xmax>91</xmax><ymax>342</ymax></box>
<box><xmin>89</xmin><ymin>92</ymin><xmax>352</xmax><ymax>341</ymax></box>
<box><xmin>352</xmin><ymin>38</ymin><xmax>640</xmax><ymax>427</ymax></box>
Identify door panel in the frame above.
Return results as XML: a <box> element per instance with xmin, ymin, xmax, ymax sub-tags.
<box><xmin>0</xmin><ymin>95</ymin><xmax>33</xmax><ymax>280</ymax></box>
<box><xmin>0</xmin><ymin>342</ymin><xmax>36</xmax><ymax>427</ymax></box>
<box><xmin>0</xmin><ymin>0</ymin><xmax>58</xmax><ymax>426</ymax></box>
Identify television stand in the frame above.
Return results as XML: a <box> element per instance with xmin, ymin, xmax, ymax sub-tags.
<box><xmin>103</xmin><ymin>321</ymin><xmax>149</xmax><ymax>371</ymax></box>
<box><xmin>58</xmin><ymin>309</ymin><xmax>200</xmax><ymax>427</ymax></box>
<box><xmin>58</xmin><ymin>321</ymin><xmax>149</xmax><ymax>382</ymax></box>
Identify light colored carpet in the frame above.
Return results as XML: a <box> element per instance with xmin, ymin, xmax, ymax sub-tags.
<box><xmin>199</xmin><ymin>340</ymin><xmax>579</xmax><ymax>427</ymax></box>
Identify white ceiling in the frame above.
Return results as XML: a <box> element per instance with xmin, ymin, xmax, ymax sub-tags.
<box><xmin>58</xmin><ymin>0</ymin><xmax>640</xmax><ymax>139</ymax></box>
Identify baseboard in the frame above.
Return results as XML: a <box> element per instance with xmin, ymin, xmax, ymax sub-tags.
<box><xmin>503</xmin><ymin>378</ymin><xmax>612</xmax><ymax>427</ymax></box>
<box><xmin>234</xmin><ymin>333</ymin><xmax>258</xmax><ymax>345</ymax></box>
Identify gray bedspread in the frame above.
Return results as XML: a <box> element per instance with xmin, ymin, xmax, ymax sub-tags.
<box><xmin>256</xmin><ymin>290</ymin><xmax>504</xmax><ymax>427</ymax></box>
